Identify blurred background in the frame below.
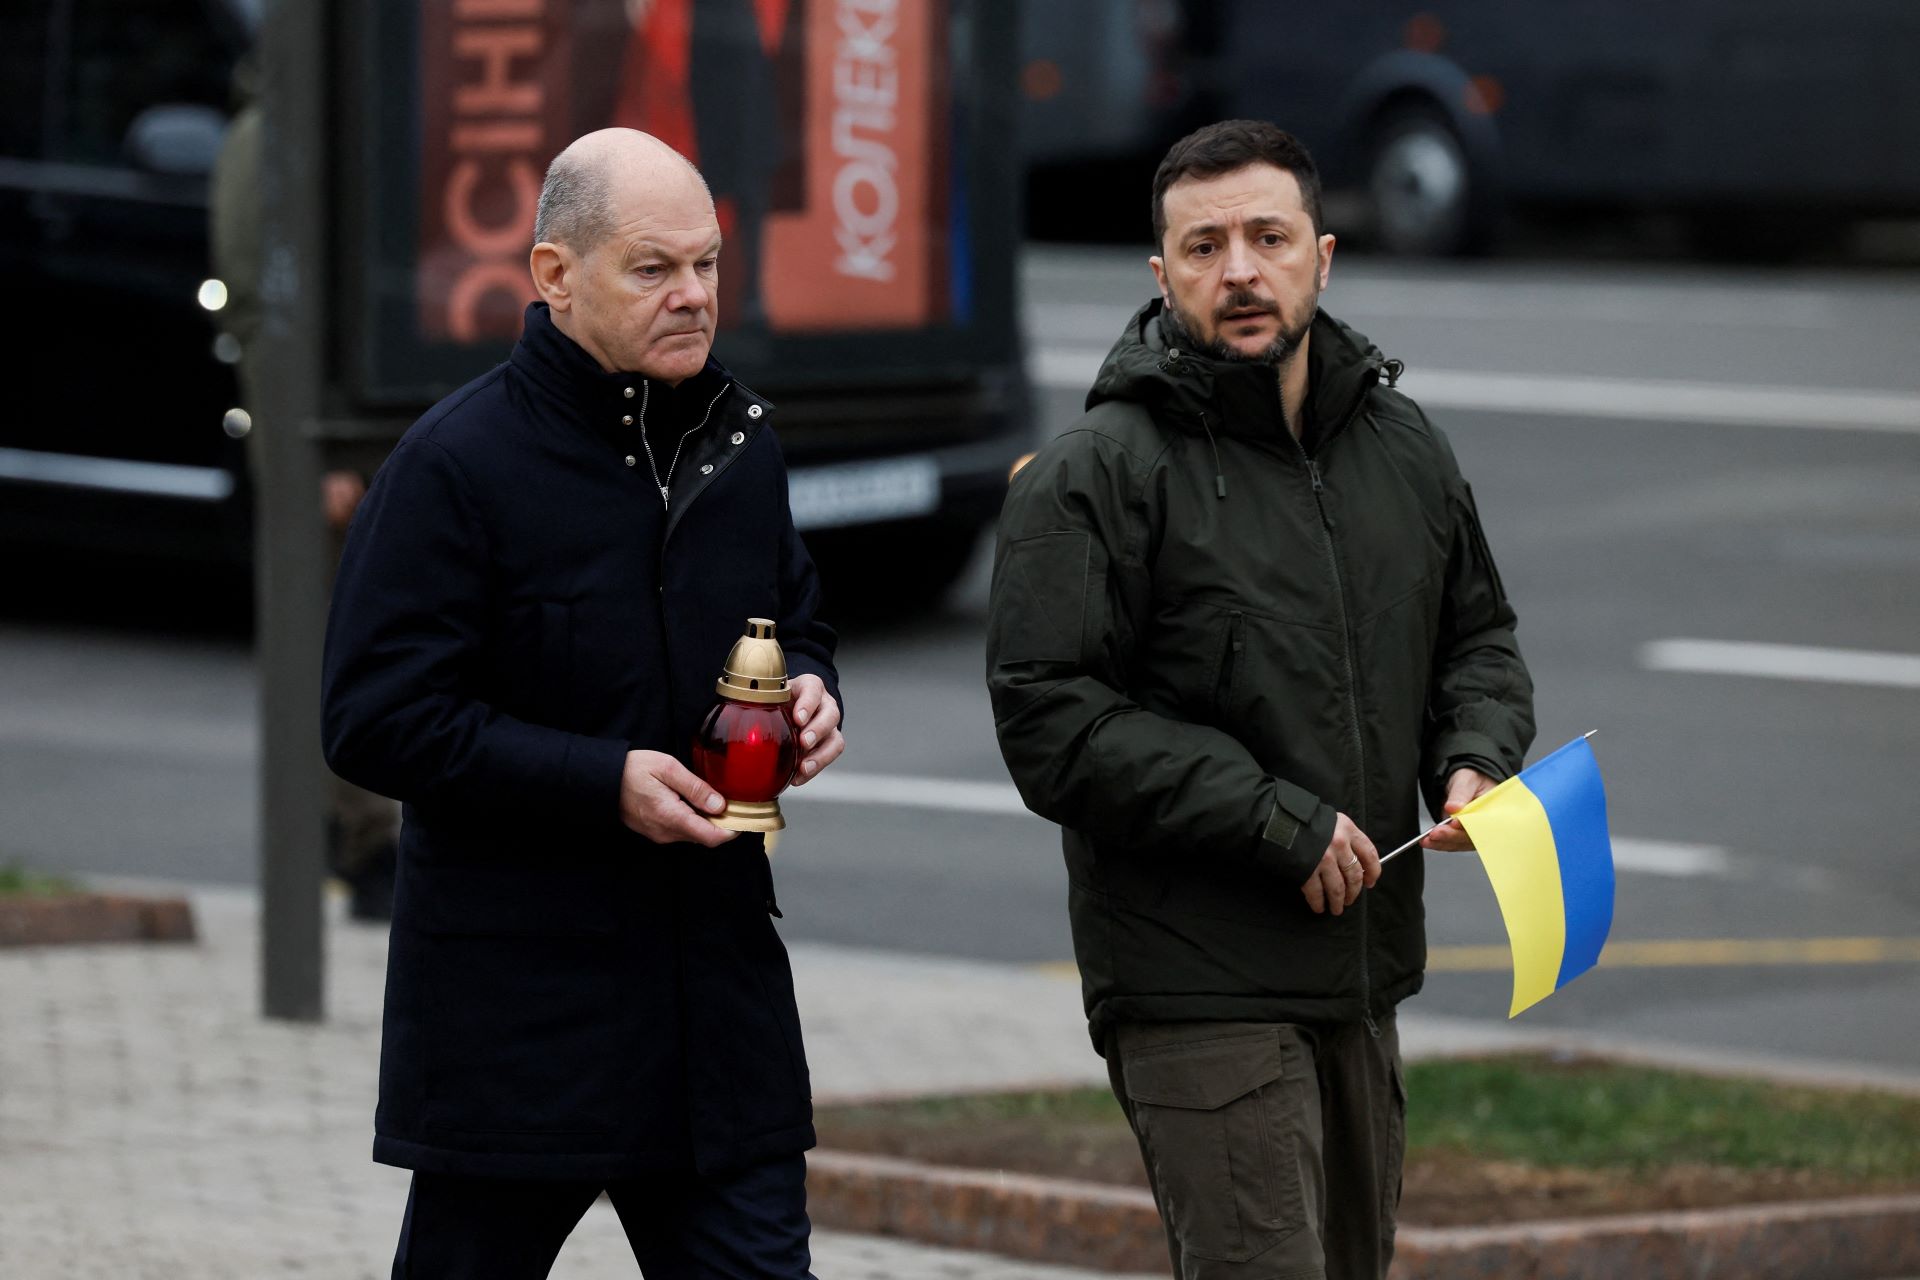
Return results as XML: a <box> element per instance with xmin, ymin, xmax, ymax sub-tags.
<box><xmin>2</xmin><ymin>0</ymin><xmax>1918</xmax><ymax>1076</ymax></box>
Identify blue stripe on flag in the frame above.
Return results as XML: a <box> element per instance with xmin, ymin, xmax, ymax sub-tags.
<box><xmin>1523</xmin><ymin>737</ymin><xmax>1615</xmax><ymax>988</ymax></box>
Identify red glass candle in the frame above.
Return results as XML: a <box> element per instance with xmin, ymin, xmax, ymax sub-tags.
<box><xmin>693</xmin><ymin>698</ymin><xmax>796</xmax><ymax>805</ymax></box>
<box><xmin>691</xmin><ymin>618</ymin><xmax>798</xmax><ymax>832</ymax></box>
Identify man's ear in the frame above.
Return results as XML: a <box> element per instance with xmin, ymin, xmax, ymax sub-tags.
<box><xmin>1316</xmin><ymin>233</ymin><xmax>1336</xmax><ymax>290</ymax></box>
<box><xmin>529</xmin><ymin>242</ymin><xmax>575</xmax><ymax>311</ymax></box>
<box><xmin>1148</xmin><ymin>254</ymin><xmax>1170</xmax><ymax>304</ymax></box>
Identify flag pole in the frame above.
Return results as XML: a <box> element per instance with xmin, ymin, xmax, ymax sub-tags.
<box><xmin>1377</xmin><ymin>822</ymin><xmax>1446</xmax><ymax>867</ymax></box>
<box><xmin>1377</xmin><ymin>730</ymin><xmax>1597</xmax><ymax>867</ymax></box>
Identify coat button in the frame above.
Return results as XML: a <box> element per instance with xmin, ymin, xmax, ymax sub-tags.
<box><xmin>730</xmin><ymin>431</ymin><xmax>745</xmax><ymax>445</ymax></box>
<box><xmin>700</xmin><ymin>463</ymin><xmax>714</xmax><ymax>475</ymax></box>
<box><xmin>622</xmin><ymin>414</ymin><xmax>633</xmax><ymax>426</ymax></box>
<box><xmin>747</xmin><ymin>404</ymin><xmax>763</xmax><ymax>419</ymax></box>
<box><xmin>624</xmin><ymin>455</ymin><xmax>636</xmax><ymax>467</ymax></box>
<box><xmin>623</xmin><ymin>386</ymin><xmax>635</xmax><ymax>399</ymax></box>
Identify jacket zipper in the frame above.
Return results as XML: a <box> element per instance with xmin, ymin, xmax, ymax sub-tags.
<box><xmin>1215</xmin><ymin>610</ymin><xmax>1244</xmax><ymax>714</ymax></box>
<box><xmin>1302</xmin><ymin>382</ymin><xmax>1383</xmax><ymax>1037</ymax></box>
<box><xmin>639</xmin><ymin>380</ymin><xmax>736</xmax><ymax>758</ymax></box>
<box><xmin>652</xmin><ymin>389</ymin><xmax>765</xmax><ymax>720</ymax></box>
<box><xmin>639</xmin><ymin>381</ymin><xmax>733</xmax><ymax>511</ymax></box>
<box><xmin>661</xmin><ymin>392</ymin><xmax>759</xmax><ymax>551</ymax></box>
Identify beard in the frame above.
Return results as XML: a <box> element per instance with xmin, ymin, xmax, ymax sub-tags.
<box><xmin>1162</xmin><ymin>286</ymin><xmax>1318</xmax><ymax>367</ymax></box>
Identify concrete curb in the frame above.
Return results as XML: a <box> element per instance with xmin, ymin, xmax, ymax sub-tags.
<box><xmin>807</xmin><ymin>1151</ymin><xmax>1167</xmax><ymax>1273</ymax></box>
<box><xmin>0</xmin><ymin>892</ymin><xmax>196</xmax><ymax>948</ymax></box>
<box><xmin>807</xmin><ymin>1151</ymin><xmax>1920</xmax><ymax>1280</ymax></box>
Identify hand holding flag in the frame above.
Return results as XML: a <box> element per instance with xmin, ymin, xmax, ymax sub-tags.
<box><xmin>1419</xmin><ymin>767</ymin><xmax>1502</xmax><ymax>852</ymax></box>
<box><xmin>1380</xmin><ymin>732</ymin><xmax>1616</xmax><ymax>1017</ymax></box>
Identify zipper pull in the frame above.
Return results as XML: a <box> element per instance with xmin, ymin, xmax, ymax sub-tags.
<box><xmin>1194</xmin><ymin>411</ymin><xmax>1228</xmax><ymax>499</ymax></box>
<box><xmin>1307</xmin><ymin>459</ymin><xmax>1324</xmax><ymax>493</ymax></box>
<box><xmin>1363</xmin><ymin>1009</ymin><xmax>1382</xmax><ymax>1039</ymax></box>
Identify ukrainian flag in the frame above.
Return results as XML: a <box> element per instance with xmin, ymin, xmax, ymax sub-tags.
<box><xmin>1453</xmin><ymin>734</ymin><xmax>1615</xmax><ymax>1017</ymax></box>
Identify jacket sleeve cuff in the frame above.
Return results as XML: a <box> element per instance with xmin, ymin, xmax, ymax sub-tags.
<box><xmin>1428</xmin><ymin>729</ymin><xmax>1514</xmax><ymax>780</ymax></box>
<box><xmin>1423</xmin><ymin>729</ymin><xmax>1513</xmax><ymax>818</ymax></box>
<box><xmin>1255</xmin><ymin>778</ymin><xmax>1339</xmax><ymax>888</ymax></box>
<box><xmin>560</xmin><ymin>734</ymin><xmax>631</xmax><ymax>825</ymax></box>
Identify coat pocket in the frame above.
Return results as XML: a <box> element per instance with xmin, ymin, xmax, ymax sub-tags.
<box><xmin>418</xmin><ymin>931</ymin><xmax>622</xmax><ymax>1138</ymax></box>
<box><xmin>1123</xmin><ymin>1031</ymin><xmax>1307</xmax><ymax>1262</ymax></box>
<box><xmin>405</xmin><ymin>860</ymin><xmax>623</xmax><ymax>1138</ymax></box>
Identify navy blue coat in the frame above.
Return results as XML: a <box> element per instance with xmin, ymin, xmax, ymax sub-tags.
<box><xmin>322</xmin><ymin>302</ymin><xmax>838</xmax><ymax>1180</ymax></box>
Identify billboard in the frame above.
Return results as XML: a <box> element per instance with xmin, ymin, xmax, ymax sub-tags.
<box><xmin>350</xmin><ymin>0</ymin><xmax>1006</xmax><ymax>405</ymax></box>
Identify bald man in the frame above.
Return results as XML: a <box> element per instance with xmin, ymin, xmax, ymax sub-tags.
<box><xmin>323</xmin><ymin>130</ymin><xmax>842</xmax><ymax>1278</ymax></box>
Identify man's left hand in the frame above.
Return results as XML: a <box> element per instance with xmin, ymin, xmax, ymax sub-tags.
<box><xmin>787</xmin><ymin>675</ymin><xmax>844</xmax><ymax>785</ymax></box>
<box><xmin>1421</xmin><ymin>767</ymin><xmax>1499</xmax><ymax>852</ymax></box>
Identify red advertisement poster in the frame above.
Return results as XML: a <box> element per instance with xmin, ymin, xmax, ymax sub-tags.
<box><xmin>416</xmin><ymin>0</ymin><xmax>950</xmax><ymax>344</ymax></box>
<box><xmin>757</xmin><ymin>0</ymin><xmax>948</xmax><ymax>330</ymax></box>
<box><xmin>416</xmin><ymin>0</ymin><xmax>575</xmax><ymax>343</ymax></box>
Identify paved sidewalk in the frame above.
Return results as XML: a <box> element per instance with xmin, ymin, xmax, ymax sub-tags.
<box><xmin>0</xmin><ymin>887</ymin><xmax>1151</xmax><ymax>1279</ymax></box>
<box><xmin>5</xmin><ymin>886</ymin><xmax>1918</xmax><ymax>1278</ymax></box>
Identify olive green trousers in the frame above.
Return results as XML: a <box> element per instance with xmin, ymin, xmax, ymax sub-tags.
<box><xmin>1105</xmin><ymin>1017</ymin><xmax>1405</xmax><ymax>1280</ymax></box>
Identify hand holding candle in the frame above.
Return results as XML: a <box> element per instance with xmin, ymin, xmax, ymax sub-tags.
<box><xmin>787</xmin><ymin>673</ymin><xmax>844</xmax><ymax>785</ymax></box>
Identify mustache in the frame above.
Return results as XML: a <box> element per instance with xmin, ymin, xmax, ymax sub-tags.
<box><xmin>1213</xmin><ymin>291</ymin><xmax>1280</xmax><ymax>322</ymax></box>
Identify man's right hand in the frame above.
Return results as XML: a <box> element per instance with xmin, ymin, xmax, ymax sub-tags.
<box><xmin>322</xmin><ymin>469</ymin><xmax>368</xmax><ymax>533</ymax></box>
<box><xmin>619</xmin><ymin>750</ymin><xmax>737</xmax><ymax>847</ymax></box>
<box><xmin>1301</xmin><ymin>812</ymin><xmax>1380</xmax><ymax>916</ymax></box>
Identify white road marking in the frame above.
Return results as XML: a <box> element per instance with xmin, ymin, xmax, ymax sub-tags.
<box><xmin>1323</xmin><ymin>279</ymin><xmax>1841</xmax><ymax>329</ymax></box>
<box><xmin>1610</xmin><ymin>839</ymin><xmax>1732</xmax><ymax>879</ymax></box>
<box><xmin>1028</xmin><ymin>350</ymin><xmax>1920</xmax><ymax>433</ymax></box>
<box><xmin>0</xmin><ymin>446</ymin><xmax>235</xmax><ymax>500</ymax></box>
<box><xmin>1028</xmin><ymin>280</ymin><xmax>1842</xmax><ymax>339</ymax></box>
<box><xmin>785</xmin><ymin>771</ymin><xmax>1033</xmax><ymax>815</ymax></box>
<box><xmin>1641</xmin><ymin>639</ymin><xmax>1920</xmax><ymax>689</ymax></box>
<box><xmin>1029</xmin><ymin>347</ymin><xmax>1109</xmax><ymax>391</ymax></box>
<box><xmin>791</xmin><ymin>773</ymin><xmax>1735</xmax><ymax>877</ymax></box>
<box><xmin>1404</xmin><ymin>370</ymin><xmax>1920</xmax><ymax>432</ymax></box>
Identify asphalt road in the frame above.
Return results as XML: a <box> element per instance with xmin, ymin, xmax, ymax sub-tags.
<box><xmin>4</xmin><ymin>247</ymin><xmax>1918</xmax><ymax>1074</ymax></box>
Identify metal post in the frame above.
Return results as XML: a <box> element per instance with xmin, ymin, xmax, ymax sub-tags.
<box><xmin>255</xmin><ymin>0</ymin><xmax>333</xmax><ymax>1021</ymax></box>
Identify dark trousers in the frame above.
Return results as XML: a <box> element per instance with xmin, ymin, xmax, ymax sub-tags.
<box><xmin>390</xmin><ymin>1155</ymin><xmax>815</xmax><ymax>1279</ymax></box>
<box><xmin>1106</xmin><ymin>1018</ymin><xmax>1405</xmax><ymax>1280</ymax></box>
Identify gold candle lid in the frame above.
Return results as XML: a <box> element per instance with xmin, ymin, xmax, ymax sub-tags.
<box><xmin>716</xmin><ymin>618</ymin><xmax>791</xmax><ymax>704</ymax></box>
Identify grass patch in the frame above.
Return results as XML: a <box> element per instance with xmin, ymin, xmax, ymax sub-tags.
<box><xmin>0</xmin><ymin>863</ymin><xmax>82</xmax><ymax>896</ymax></box>
<box><xmin>1406</xmin><ymin>1054</ymin><xmax>1920</xmax><ymax>1181</ymax></box>
<box><xmin>814</xmin><ymin>1054</ymin><xmax>1920</xmax><ymax>1223</ymax></box>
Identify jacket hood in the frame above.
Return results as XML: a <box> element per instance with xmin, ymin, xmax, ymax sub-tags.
<box><xmin>1086</xmin><ymin>298</ymin><xmax>1401</xmax><ymax>442</ymax></box>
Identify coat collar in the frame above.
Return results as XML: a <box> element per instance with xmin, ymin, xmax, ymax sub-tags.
<box><xmin>1085</xmin><ymin>298</ymin><xmax>1396</xmax><ymax>449</ymax></box>
<box><xmin>507</xmin><ymin>302</ymin><xmax>746</xmax><ymax>444</ymax></box>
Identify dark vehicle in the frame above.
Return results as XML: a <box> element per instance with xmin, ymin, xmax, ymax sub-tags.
<box><xmin>0</xmin><ymin>0</ymin><xmax>255</xmax><ymax>569</ymax></box>
<box><xmin>2</xmin><ymin>0</ymin><xmax>1027</xmax><ymax>608</ymax></box>
<box><xmin>1021</xmin><ymin>2</ymin><xmax>1920</xmax><ymax>254</ymax></box>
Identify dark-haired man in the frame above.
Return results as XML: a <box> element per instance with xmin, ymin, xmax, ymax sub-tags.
<box><xmin>986</xmin><ymin>120</ymin><xmax>1534</xmax><ymax>1278</ymax></box>
<box><xmin>324</xmin><ymin>129</ymin><xmax>842</xmax><ymax>1278</ymax></box>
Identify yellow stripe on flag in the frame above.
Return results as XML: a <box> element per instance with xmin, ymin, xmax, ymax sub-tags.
<box><xmin>1457</xmin><ymin>780</ymin><xmax>1566</xmax><ymax>1017</ymax></box>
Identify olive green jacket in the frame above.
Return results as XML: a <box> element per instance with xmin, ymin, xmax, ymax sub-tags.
<box><xmin>987</xmin><ymin>301</ymin><xmax>1533</xmax><ymax>1044</ymax></box>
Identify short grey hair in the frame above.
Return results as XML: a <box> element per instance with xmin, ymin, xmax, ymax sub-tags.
<box><xmin>533</xmin><ymin>151</ymin><xmax>615</xmax><ymax>253</ymax></box>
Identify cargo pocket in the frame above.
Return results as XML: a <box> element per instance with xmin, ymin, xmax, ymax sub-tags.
<box><xmin>1382</xmin><ymin>1051</ymin><xmax>1409</xmax><ymax>1243</ymax></box>
<box><xmin>1123</xmin><ymin>1031</ymin><xmax>1306</xmax><ymax>1263</ymax></box>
